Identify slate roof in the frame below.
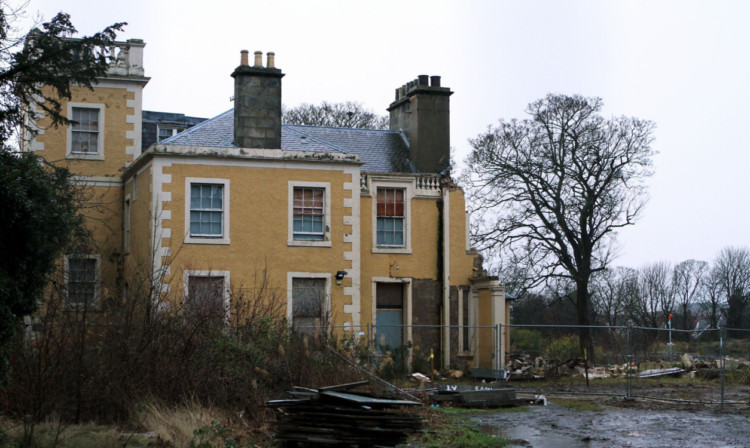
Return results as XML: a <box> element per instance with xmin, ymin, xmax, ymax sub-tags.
<box><xmin>162</xmin><ymin>109</ymin><xmax>416</xmax><ymax>173</ymax></box>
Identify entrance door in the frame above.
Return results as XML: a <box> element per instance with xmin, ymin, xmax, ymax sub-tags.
<box><xmin>376</xmin><ymin>283</ymin><xmax>404</xmax><ymax>350</ymax></box>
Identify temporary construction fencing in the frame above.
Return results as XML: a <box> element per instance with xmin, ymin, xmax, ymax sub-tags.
<box><xmin>504</xmin><ymin>323</ymin><xmax>750</xmax><ymax>407</ymax></box>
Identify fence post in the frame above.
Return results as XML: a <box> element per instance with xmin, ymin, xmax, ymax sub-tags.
<box><xmin>720</xmin><ymin>326</ymin><xmax>726</xmax><ymax>409</ymax></box>
<box><xmin>367</xmin><ymin>322</ymin><xmax>372</xmax><ymax>369</ymax></box>
<box><xmin>626</xmin><ymin>325</ymin><xmax>633</xmax><ymax>399</ymax></box>
<box><xmin>499</xmin><ymin>322</ymin><xmax>504</xmax><ymax>373</ymax></box>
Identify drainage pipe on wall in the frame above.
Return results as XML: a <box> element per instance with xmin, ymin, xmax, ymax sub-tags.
<box><xmin>442</xmin><ymin>186</ymin><xmax>450</xmax><ymax>369</ymax></box>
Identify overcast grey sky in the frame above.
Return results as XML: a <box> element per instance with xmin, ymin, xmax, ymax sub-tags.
<box><xmin>23</xmin><ymin>0</ymin><xmax>750</xmax><ymax>270</ymax></box>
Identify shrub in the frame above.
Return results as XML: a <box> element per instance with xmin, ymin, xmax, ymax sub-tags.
<box><xmin>510</xmin><ymin>328</ymin><xmax>544</xmax><ymax>354</ymax></box>
<box><xmin>545</xmin><ymin>334</ymin><xmax>579</xmax><ymax>360</ymax></box>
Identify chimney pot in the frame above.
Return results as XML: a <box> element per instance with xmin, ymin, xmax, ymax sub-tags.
<box><xmin>395</xmin><ymin>88</ymin><xmax>400</xmax><ymax>100</ymax></box>
<box><xmin>418</xmin><ymin>75</ymin><xmax>429</xmax><ymax>85</ymax></box>
<box><xmin>254</xmin><ymin>51</ymin><xmax>263</xmax><ymax>67</ymax></box>
<box><xmin>430</xmin><ymin>76</ymin><xmax>441</xmax><ymax>87</ymax></box>
<box><xmin>240</xmin><ymin>50</ymin><xmax>249</xmax><ymax>66</ymax></box>
<box><xmin>267</xmin><ymin>52</ymin><xmax>275</xmax><ymax>68</ymax></box>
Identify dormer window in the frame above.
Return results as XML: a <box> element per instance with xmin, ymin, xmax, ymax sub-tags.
<box><xmin>157</xmin><ymin>126</ymin><xmax>181</xmax><ymax>142</ymax></box>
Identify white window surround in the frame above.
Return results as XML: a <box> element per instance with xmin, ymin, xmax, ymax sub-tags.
<box><xmin>182</xmin><ymin>270</ymin><xmax>231</xmax><ymax>319</ymax></box>
<box><xmin>184</xmin><ymin>177</ymin><xmax>230</xmax><ymax>245</ymax></box>
<box><xmin>286</xmin><ymin>272</ymin><xmax>332</xmax><ymax>324</ymax></box>
<box><xmin>371</xmin><ymin>178</ymin><xmax>414</xmax><ymax>254</ymax></box>
<box><xmin>63</xmin><ymin>254</ymin><xmax>102</xmax><ymax>309</ymax></box>
<box><xmin>66</xmin><ymin>102</ymin><xmax>105</xmax><ymax>160</ymax></box>
<box><xmin>288</xmin><ymin>181</ymin><xmax>332</xmax><ymax>247</ymax></box>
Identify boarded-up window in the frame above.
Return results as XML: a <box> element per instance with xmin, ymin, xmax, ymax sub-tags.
<box><xmin>187</xmin><ymin>276</ymin><xmax>226</xmax><ymax>322</ymax></box>
<box><xmin>292</xmin><ymin>278</ymin><xmax>326</xmax><ymax>333</ymax></box>
<box><xmin>376</xmin><ymin>283</ymin><xmax>404</xmax><ymax>309</ymax></box>
<box><xmin>376</xmin><ymin>188</ymin><xmax>405</xmax><ymax>247</ymax></box>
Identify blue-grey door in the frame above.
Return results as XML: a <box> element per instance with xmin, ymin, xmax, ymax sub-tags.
<box><xmin>376</xmin><ymin>283</ymin><xmax>404</xmax><ymax>349</ymax></box>
<box><xmin>376</xmin><ymin>309</ymin><xmax>402</xmax><ymax>348</ymax></box>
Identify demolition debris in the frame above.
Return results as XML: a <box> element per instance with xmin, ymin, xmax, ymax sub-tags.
<box><xmin>505</xmin><ymin>352</ymin><xmax>749</xmax><ymax>380</ymax></box>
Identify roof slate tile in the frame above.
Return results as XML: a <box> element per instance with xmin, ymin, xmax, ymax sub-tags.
<box><xmin>162</xmin><ymin>109</ymin><xmax>416</xmax><ymax>173</ymax></box>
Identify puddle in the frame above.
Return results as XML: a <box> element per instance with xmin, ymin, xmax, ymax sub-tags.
<box><xmin>473</xmin><ymin>402</ymin><xmax>750</xmax><ymax>448</ymax></box>
<box><xmin>478</xmin><ymin>419</ymin><xmax>587</xmax><ymax>447</ymax></box>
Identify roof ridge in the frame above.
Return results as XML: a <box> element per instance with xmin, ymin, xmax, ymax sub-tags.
<box><xmin>283</xmin><ymin>123</ymin><xmax>399</xmax><ymax>133</ymax></box>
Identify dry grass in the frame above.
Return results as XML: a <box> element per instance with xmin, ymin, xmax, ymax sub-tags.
<box><xmin>140</xmin><ymin>401</ymin><xmax>226</xmax><ymax>447</ymax></box>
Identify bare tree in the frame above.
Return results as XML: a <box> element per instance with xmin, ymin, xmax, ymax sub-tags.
<box><xmin>590</xmin><ymin>267</ymin><xmax>635</xmax><ymax>326</ymax></box>
<box><xmin>463</xmin><ymin>94</ymin><xmax>655</xmax><ymax>359</ymax></box>
<box><xmin>282</xmin><ymin>101</ymin><xmax>389</xmax><ymax>129</ymax></box>
<box><xmin>701</xmin><ymin>268</ymin><xmax>724</xmax><ymax>329</ymax></box>
<box><xmin>640</xmin><ymin>262</ymin><xmax>674</xmax><ymax>328</ymax></box>
<box><xmin>622</xmin><ymin>263</ymin><xmax>670</xmax><ymax>328</ymax></box>
<box><xmin>713</xmin><ymin>246</ymin><xmax>750</xmax><ymax>334</ymax></box>
<box><xmin>672</xmin><ymin>259</ymin><xmax>708</xmax><ymax>334</ymax></box>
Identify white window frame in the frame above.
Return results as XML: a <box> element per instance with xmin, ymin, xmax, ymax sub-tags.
<box><xmin>124</xmin><ymin>195</ymin><xmax>131</xmax><ymax>253</ymax></box>
<box><xmin>64</xmin><ymin>254</ymin><xmax>102</xmax><ymax>308</ymax></box>
<box><xmin>371</xmin><ymin>178</ymin><xmax>413</xmax><ymax>254</ymax></box>
<box><xmin>286</xmin><ymin>272</ymin><xmax>332</xmax><ymax>326</ymax></box>
<box><xmin>183</xmin><ymin>270</ymin><xmax>231</xmax><ymax>321</ymax></box>
<box><xmin>66</xmin><ymin>102</ymin><xmax>105</xmax><ymax>160</ymax></box>
<box><xmin>288</xmin><ymin>181</ymin><xmax>332</xmax><ymax>247</ymax></box>
<box><xmin>185</xmin><ymin>177</ymin><xmax>230</xmax><ymax>245</ymax></box>
<box><xmin>157</xmin><ymin>125</ymin><xmax>180</xmax><ymax>142</ymax></box>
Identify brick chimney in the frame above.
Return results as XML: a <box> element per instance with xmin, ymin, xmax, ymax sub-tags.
<box><xmin>387</xmin><ymin>75</ymin><xmax>453</xmax><ymax>173</ymax></box>
<box><xmin>232</xmin><ymin>50</ymin><xmax>284</xmax><ymax>149</ymax></box>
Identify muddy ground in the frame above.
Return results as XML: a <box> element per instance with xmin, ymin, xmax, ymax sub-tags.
<box><xmin>472</xmin><ymin>381</ymin><xmax>750</xmax><ymax>448</ymax></box>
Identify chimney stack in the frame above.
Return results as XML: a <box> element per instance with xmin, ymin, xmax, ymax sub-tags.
<box><xmin>388</xmin><ymin>75</ymin><xmax>453</xmax><ymax>173</ymax></box>
<box><xmin>232</xmin><ymin>50</ymin><xmax>284</xmax><ymax>149</ymax></box>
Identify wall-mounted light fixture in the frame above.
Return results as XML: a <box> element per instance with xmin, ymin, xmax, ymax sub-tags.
<box><xmin>335</xmin><ymin>270</ymin><xmax>348</xmax><ymax>285</ymax></box>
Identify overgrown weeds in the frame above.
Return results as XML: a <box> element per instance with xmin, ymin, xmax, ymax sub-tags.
<box><xmin>0</xmin><ymin>267</ymin><xmax>365</xmax><ymax>445</ymax></box>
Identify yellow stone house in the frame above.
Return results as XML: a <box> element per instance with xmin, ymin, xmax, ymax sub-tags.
<box><xmin>24</xmin><ymin>41</ymin><xmax>509</xmax><ymax>370</ymax></box>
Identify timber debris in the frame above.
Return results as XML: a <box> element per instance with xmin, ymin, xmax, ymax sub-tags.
<box><xmin>267</xmin><ymin>381</ymin><xmax>422</xmax><ymax>447</ymax></box>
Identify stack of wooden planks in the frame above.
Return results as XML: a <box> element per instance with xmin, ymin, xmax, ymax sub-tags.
<box><xmin>267</xmin><ymin>381</ymin><xmax>422</xmax><ymax>447</ymax></box>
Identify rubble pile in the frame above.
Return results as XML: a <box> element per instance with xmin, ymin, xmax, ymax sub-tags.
<box><xmin>505</xmin><ymin>353</ymin><xmax>749</xmax><ymax>380</ymax></box>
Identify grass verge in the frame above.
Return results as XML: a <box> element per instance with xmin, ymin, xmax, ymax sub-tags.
<box><xmin>407</xmin><ymin>407</ymin><xmax>520</xmax><ymax>447</ymax></box>
<box><xmin>0</xmin><ymin>420</ymin><xmax>153</xmax><ymax>448</ymax></box>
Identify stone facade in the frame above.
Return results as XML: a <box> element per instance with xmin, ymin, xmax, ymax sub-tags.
<box><xmin>25</xmin><ymin>41</ymin><xmax>509</xmax><ymax>370</ymax></box>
